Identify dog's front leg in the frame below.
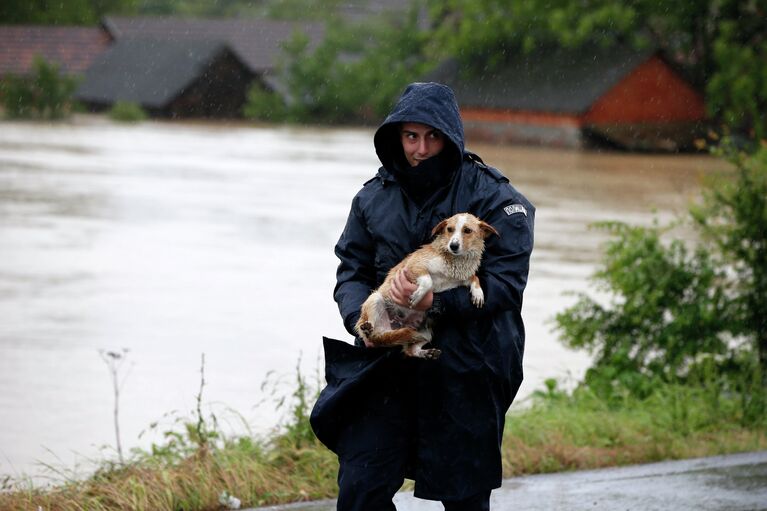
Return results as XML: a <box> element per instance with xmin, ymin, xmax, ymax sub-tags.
<box><xmin>408</xmin><ymin>274</ymin><xmax>433</xmax><ymax>308</ymax></box>
<box><xmin>468</xmin><ymin>275</ymin><xmax>484</xmax><ymax>307</ymax></box>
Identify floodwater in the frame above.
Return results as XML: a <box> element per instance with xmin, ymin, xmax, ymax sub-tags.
<box><xmin>0</xmin><ymin>117</ymin><xmax>724</xmax><ymax>479</ymax></box>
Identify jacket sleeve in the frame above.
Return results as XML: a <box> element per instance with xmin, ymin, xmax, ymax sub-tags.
<box><xmin>333</xmin><ymin>194</ymin><xmax>376</xmax><ymax>335</ymax></box>
<box><xmin>435</xmin><ymin>183</ymin><xmax>535</xmax><ymax>320</ymax></box>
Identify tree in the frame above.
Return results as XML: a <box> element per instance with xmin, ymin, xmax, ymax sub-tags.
<box><xmin>706</xmin><ymin>16</ymin><xmax>767</xmax><ymax>141</ymax></box>
<box><xmin>426</xmin><ymin>0</ymin><xmax>640</xmax><ymax>66</ymax></box>
<box><xmin>0</xmin><ymin>0</ymin><xmax>136</xmax><ymax>24</ymax></box>
<box><xmin>247</xmin><ymin>4</ymin><xmax>433</xmax><ymax>124</ymax></box>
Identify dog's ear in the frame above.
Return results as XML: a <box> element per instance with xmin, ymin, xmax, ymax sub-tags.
<box><xmin>479</xmin><ymin>221</ymin><xmax>500</xmax><ymax>239</ymax></box>
<box><xmin>431</xmin><ymin>219</ymin><xmax>449</xmax><ymax>237</ymax></box>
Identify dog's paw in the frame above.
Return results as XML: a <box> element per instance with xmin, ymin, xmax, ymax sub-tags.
<box><xmin>470</xmin><ymin>288</ymin><xmax>485</xmax><ymax>308</ymax></box>
<box><xmin>359</xmin><ymin>321</ymin><xmax>373</xmax><ymax>335</ymax></box>
<box><xmin>422</xmin><ymin>348</ymin><xmax>441</xmax><ymax>360</ymax></box>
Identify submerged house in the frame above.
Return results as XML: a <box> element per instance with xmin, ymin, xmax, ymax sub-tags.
<box><xmin>72</xmin><ymin>16</ymin><xmax>324</xmax><ymax>118</ymax></box>
<box><xmin>430</xmin><ymin>45</ymin><xmax>707</xmax><ymax>151</ymax></box>
<box><xmin>0</xmin><ymin>25</ymin><xmax>110</xmax><ymax>78</ymax></box>
<box><xmin>99</xmin><ymin>16</ymin><xmax>324</xmax><ymax>105</ymax></box>
<box><xmin>74</xmin><ymin>38</ymin><xmax>253</xmax><ymax>118</ymax></box>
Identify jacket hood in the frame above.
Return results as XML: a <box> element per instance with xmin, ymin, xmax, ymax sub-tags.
<box><xmin>374</xmin><ymin>82</ymin><xmax>465</xmax><ymax>173</ymax></box>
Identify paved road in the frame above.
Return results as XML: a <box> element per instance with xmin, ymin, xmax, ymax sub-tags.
<box><xmin>248</xmin><ymin>450</ymin><xmax>767</xmax><ymax>511</ymax></box>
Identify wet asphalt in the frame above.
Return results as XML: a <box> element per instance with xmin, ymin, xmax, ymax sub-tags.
<box><xmin>248</xmin><ymin>450</ymin><xmax>767</xmax><ymax>511</ymax></box>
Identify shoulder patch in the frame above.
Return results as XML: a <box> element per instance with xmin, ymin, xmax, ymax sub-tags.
<box><xmin>504</xmin><ymin>203</ymin><xmax>528</xmax><ymax>217</ymax></box>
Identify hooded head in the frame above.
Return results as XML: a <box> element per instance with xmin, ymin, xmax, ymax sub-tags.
<box><xmin>374</xmin><ymin>82</ymin><xmax>465</xmax><ymax>174</ymax></box>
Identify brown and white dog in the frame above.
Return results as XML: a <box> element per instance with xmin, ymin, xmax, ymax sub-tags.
<box><xmin>355</xmin><ymin>213</ymin><xmax>499</xmax><ymax>359</ymax></box>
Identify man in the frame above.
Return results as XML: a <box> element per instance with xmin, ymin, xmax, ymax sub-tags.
<box><xmin>311</xmin><ymin>82</ymin><xmax>535</xmax><ymax>510</ymax></box>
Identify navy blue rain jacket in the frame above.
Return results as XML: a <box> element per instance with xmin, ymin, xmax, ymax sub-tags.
<box><xmin>310</xmin><ymin>82</ymin><xmax>535</xmax><ymax>500</ymax></box>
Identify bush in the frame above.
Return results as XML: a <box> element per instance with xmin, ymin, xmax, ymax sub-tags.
<box><xmin>108</xmin><ymin>101</ymin><xmax>148</xmax><ymax>122</ymax></box>
<box><xmin>0</xmin><ymin>57</ymin><xmax>78</xmax><ymax>119</ymax></box>
<box><xmin>555</xmin><ymin>145</ymin><xmax>767</xmax><ymax>416</ymax></box>
<box><xmin>692</xmin><ymin>144</ymin><xmax>767</xmax><ymax>384</ymax></box>
<box><xmin>243</xmin><ymin>83</ymin><xmax>290</xmax><ymax>122</ymax></box>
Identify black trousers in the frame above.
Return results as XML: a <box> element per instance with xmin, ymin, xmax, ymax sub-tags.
<box><xmin>337</xmin><ymin>453</ymin><xmax>491</xmax><ymax>510</ymax></box>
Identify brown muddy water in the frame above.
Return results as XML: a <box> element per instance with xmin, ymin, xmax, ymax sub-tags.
<box><xmin>0</xmin><ymin>116</ymin><xmax>725</xmax><ymax>479</ymax></box>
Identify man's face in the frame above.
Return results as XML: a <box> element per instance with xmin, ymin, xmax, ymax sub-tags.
<box><xmin>400</xmin><ymin>122</ymin><xmax>445</xmax><ymax>167</ymax></box>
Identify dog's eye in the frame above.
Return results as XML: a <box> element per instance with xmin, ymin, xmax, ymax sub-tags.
<box><xmin>446</xmin><ymin>227</ymin><xmax>454</xmax><ymax>233</ymax></box>
<box><xmin>463</xmin><ymin>227</ymin><xmax>472</xmax><ymax>234</ymax></box>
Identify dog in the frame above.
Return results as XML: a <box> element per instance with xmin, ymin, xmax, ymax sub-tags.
<box><xmin>355</xmin><ymin>213</ymin><xmax>499</xmax><ymax>359</ymax></box>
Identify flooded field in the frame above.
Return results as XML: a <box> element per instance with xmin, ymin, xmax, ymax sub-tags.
<box><xmin>0</xmin><ymin>117</ymin><xmax>724</xmax><ymax>478</ymax></box>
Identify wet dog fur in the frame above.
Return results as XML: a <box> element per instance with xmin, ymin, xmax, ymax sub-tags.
<box><xmin>354</xmin><ymin>213</ymin><xmax>498</xmax><ymax>359</ymax></box>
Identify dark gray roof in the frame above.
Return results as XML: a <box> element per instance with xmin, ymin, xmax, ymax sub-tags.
<box><xmin>101</xmin><ymin>16</ymin><xmax>325</xmax><ymax>73</ymax></box>
<box><xmin>338</xmin><ymin>0</ymin><xmax>425</xmax><ymax>22</ymax></box>
<box><xmin>429</xmin><ymin>45</ymin><xmax>658</xmax><ymax>114</ymax></box>
<box><xmin>74</xmin><ymin>38</ymin><xmax>239</xmax><ymax>108</ymax></box>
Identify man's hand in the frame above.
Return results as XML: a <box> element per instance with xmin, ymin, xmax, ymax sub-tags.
<box><xmin>390</xmin><ymin>268</ymin><xmax>432</xmax><ymax>311</ymax></box>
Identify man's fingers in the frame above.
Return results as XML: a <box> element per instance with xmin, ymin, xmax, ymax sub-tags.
<box><xmin>391</xmin><ymin>270</ymin><xmax>404</xmax><ymax>296</ymax></box>
<box><xmin>389</xmin><ymin>269</ymin><xmax>412</xmax><ymax>306</ymax></box>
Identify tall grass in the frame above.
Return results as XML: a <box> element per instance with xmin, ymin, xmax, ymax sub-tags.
<box><xmin>502</xmin><ymin>379</ymin><xmax>766</xmax><ymax>476</ymax></box>
<box><xmin>1</xmin><ymin>373</ymin><xmax>765</xmax><ymax>511</ymax></box>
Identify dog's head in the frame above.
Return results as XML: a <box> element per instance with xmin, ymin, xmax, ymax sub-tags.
<box><xmin>431</xmin><ymin>213</ymin><xmax>499</xmax><ymax>256</ymax></box>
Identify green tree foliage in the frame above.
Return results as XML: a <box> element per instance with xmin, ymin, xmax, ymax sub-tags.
<box><xmin>132</xmin><ymin>0</ymin><xmax>266</xmax><ymax>17</ymax></box>
<box><xmin>706</xmin><ymin>15</ymin><xmax>767</xmax><ymax>141</ymax></box>
<box><xmin>0</xmin><ymin>57</ymin><xmax>78</xmax><ymax>119</ymax></box>
<box><xmin>427</xmin><ymin>0</ymin><xmax>639</xmax><ymax>65</ymax></box>
<box><xmin>245</xmin><ymin>6</ymin><xmax>433</xmax><ymax>124</ymax></box>
<box><xmin>555</xmin><ymin>146</ymin><xmax>767</xmax><ymax>408</ymax></box>
<box><xmin>0</xmin><ymin>0</ymin><xmax>136</xmax><ymax>24</ymax></box>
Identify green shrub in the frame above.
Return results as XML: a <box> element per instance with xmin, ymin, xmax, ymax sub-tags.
<box><xmin>108</xmin><ymin>101</ymin><xmax>148</xmax><ymax>122</ymax></box>
<box><xmin>243</xmin><ymin>83</ymin><xmax>290</xmax><ymax>122</ymax></box>
<box><xmin>0</xmin><ymin>57</ymin><xmax>78</xmax><ymax>119</ymax></box>
<box><xmin>555</xmin><ymin>145</ymin><xmax>767</xmax><ymax>418</ymax></box>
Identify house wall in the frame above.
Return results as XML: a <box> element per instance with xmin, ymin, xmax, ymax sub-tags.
<box><xmin>461</xmin><ymin>108</ymin><xmax>584</xmax><ymax>147</ymax></box>
<box><xmin>583</xmin><ymin>56</ymin><xmax>706</xmax><ymax>124</ymax></box>
<box><xmin>167</xmin><ymin>52</ymin><xmax>253</xmax><ymax>118</ymax></box>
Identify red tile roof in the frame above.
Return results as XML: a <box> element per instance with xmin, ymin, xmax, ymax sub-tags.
<box><xmin>0</xmin><ymin>25</ymin><xmax>111</xmax><ymax>77</ymax></box>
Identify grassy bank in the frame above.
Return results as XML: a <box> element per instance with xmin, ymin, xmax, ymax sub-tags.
<box><xmin>2</xmin><ymin>379</ymin><xmax>765</xmax><ymax>511</ymax></box>
<box><xmin>502</xmin><ymin>381</ymin><xmax>766</xmax><ymax>476</ymax></box>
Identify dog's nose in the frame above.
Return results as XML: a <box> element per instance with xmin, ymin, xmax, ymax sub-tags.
<box><xmin>449</xmin><ymin>241</ymin><xmax>460</xmax><ymax>253</ymax></box>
